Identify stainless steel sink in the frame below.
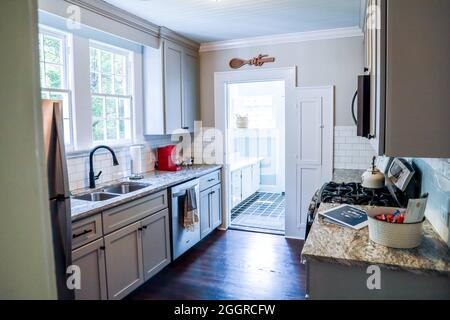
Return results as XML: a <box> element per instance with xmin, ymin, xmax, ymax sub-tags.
<box><xmin>102</xmin><ymin>182</ymin><xmax>151</xmax><ymax>194</ymax></box>
<box><xmin>73</xmin><ymin>192</ymin><xmax>119</xmax><ymax>202</ymax></box>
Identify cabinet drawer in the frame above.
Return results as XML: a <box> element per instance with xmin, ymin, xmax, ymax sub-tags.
<box><xmin>200</xmin><ymin>170</ymin><xmax>221</xmax><ymax>191</ymax></box>
<box><xmin>103</xmin><ymin>190</ymin><xmax>168</xmax><ymax>234</ymax></box>
<box><xmin>72</xmin><ymin>214</ymin><xmax>103</xmax><ymax>249</ymax></box>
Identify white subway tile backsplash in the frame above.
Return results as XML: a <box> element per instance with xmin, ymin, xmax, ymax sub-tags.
<box><xmin>66</xmin><ymin>135</ymin><xmax>173</xmax><ymax>191</ymax></box>
<box><xmin>334</xmin><ymin>126</ymin><xmax>376</xmax><ymax>170</ymax></box>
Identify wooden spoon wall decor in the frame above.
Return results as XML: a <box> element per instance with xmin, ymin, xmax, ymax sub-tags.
<box><xmin>229</xmin><ymin>54</ymin><xmax>275</xmax><ymax>69</ymax></box>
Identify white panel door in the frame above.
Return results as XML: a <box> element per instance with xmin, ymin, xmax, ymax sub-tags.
<box><xmin>285</xmin><ymin>86</ymin><xmax>333</xmax><ymax>239</ymax></box>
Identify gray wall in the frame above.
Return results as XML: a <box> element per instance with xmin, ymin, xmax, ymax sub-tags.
<box><xmin>200</xmin><ymin>36</ymin><xmax>364</xmax><ymax>127</ymax></box>
<box><xmin>0</xmin><ymin>0</ymin><xmax>57</xmax><ymax>299</ymax></box>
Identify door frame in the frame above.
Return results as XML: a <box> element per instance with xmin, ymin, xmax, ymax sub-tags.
<box><xmin>214</xmin><ymin>67</ymin><xmax>297</xmax><ymax>234</ymax></box>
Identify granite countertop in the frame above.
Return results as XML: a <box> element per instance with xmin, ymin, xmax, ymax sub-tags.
<box><xmin>70</xmin><ymin>164</ymin><xmax>222</xmax><ymax>222</ymax></box>
<box><xmin>332</xmin><ymin>169</ymin><xmax>365</xmax><ymax>183</ymax></box>
<box><xmin>301</xmin><ymin>203</ymin><xmax>450</xmax><ymax>277</ymax></box>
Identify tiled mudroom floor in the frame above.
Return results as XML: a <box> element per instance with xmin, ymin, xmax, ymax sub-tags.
<box><xmin>230</xmin><ymin>192</ymin><xmax>285</xmax><ymax>235</ymax></box>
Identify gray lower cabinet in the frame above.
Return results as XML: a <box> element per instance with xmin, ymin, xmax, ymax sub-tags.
<box><xmin>200</xmin><ymin>189</ymin><xmax>212</xmax><ymax>238</ymax></box>
<box><xmin>200</xmin><ymin>183</ymin><xmax>222</xmax><ymax>239</ymax></box>
<box><xmin>104</xmin><ymin>221</ymin><xmax>144</xmax><ymax>300</ymax></box>
<box><xmin>210</xmin><ymin>184</ymin><xmax>222</xmax><ymax>229</ymax></box>
<box><xmin>72</xmin><ymin>238</ymin><xmax>107</xmax><ymax>300</ymax></box>
<box><xmin>141</xmin><ymin>209</ymin><xmax>171</xmax><ymax>281</ymax></box>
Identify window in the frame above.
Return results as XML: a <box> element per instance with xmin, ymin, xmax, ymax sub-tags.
<box><xmin>89</xmin><ymin>42</ymin><xmax>132</xmax><ymax>144</ymax></box>
<box><xmin>38</xmin><ymin>28</ymin><xmax>73</xmax><ymax>147</ymax></box>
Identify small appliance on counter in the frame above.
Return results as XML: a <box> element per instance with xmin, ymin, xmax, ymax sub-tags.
<box><xmin>361</xmin><ymin>156</ymin><xmax>385</xmax><ymax>189</ymax></box>
<box><xmin>157</xmin><ymin>145</ymin><xmax>181</xmax><ymax>171</ymax></box>
<box><xmin>305</xmin><ymin>157</ymin><xmax>420</xmax><ymax>239</ymax></box>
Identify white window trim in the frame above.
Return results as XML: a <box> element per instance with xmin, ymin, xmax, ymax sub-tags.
<box><xmin>39</xmin><ymin>24</ymin><xmax>144</xmax><ymax>154</ymax></box>
<box><xmin>89</xmin><ymin>41</ymin><xmax>134</xmax><ymax>147</ymax></box>
<box><xmin>39</xmin><ymin>26</ymin><xmax>75</xmax><ymax>151</ymax></box>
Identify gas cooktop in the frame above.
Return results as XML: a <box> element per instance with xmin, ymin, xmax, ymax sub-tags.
<box><xmin>319</xmin><ymin>182</ymin><xmax>399</xmax><ymax>207</ymax></box>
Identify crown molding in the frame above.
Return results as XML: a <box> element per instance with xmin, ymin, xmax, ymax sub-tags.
<box><xmin>64</xmin><ymin>0</ymin><xmax>199</xmax><ymax>50</ymax></box>
<box><xmin>64</xmin><ymin>0</ymin><xmax>160</xmax><ymax>37</ymax></box>
<box><xmin>160</xmin><ymin>27</ymin><xmax>200</xmax><ymax>51</ymax></box>
<box><xmin>199</xmin><ymin>26</ymin><xmax>363</xmax><ymax>53</ymax></box>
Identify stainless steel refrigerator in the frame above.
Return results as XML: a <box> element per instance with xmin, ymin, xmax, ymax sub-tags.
<box><xmin>42</xmin><ymin>99</ymin><xmax>74</xmax><ymax>300</ymax></box>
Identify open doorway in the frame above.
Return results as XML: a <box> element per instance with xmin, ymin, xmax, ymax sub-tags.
<box><xmin>226</xmin><ymin>81</ymin><xmax>286</xmax><ymax>235</ymax></box>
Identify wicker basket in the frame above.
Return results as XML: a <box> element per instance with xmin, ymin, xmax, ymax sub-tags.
<box><xmin>367</xmin><ymin>207</ymin><xmax>424</xmax><ymax>249</ymax></box>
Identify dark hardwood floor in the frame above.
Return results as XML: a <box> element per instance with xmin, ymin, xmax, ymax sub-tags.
<box><xmin>127</xmin><ymin>229</ymin><xmax>306</xmax><ymax>300</ymax></box>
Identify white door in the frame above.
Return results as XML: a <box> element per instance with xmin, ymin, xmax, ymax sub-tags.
<box><xmin>285</xmin><ymin>86</ymin><xmax>334</xmax><ymax>239</ymax></box>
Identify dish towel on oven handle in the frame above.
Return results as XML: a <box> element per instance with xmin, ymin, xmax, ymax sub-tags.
<box><xmin>183</xmin><ymin>187</ymin><xmax>199</xmax><ymax>231</ymax></box>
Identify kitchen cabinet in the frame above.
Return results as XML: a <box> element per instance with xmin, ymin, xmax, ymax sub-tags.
<box><xmin>200</xmin><ymin>189</ymin><xmax>212</xmax><ymax>238</ymax></box>
<box><xmin>230</xmin><ymin>160</ymin><xmax>262</xmax><ymax>209</ymax></box>
<box><xmin>104</xmin><ymin>221</ymin><xmax>144</xmax><ymax>300</ymax></box>
<box><xmin>364</xmin><ymin>0</ymin><xmax>450</xmax><ymax>157</ymax></box>
<box><xmin>251</xmin><ymin>163</ymin><xmax>261</xmax><ymax>198</ymax></box>
<box><xmin>141</xmin><ymin>209</ymin><xmax>171</xmax><ymax>281</ymax></box>
<box><xmin>231</xmin><ymin>170</ymin><xmax>242</xmax><ymax>209</ymax></box>
<box><xmin>182</xmin><ymin>48</ymin><xmax>200</xmax><ymax>131</ymax></box>
<box><xmin>164</xmin><ymin>40</ymin><xmax>183</xmax><ymax>133</ymax></box>
<box><xmin>241</xmin><ymin>166</ymin><xmax>253</xmax><ymax>201</ymax></box>
<box><xmin>144</xmin><ymin>38</ymin><xmax>200</xmax><ymax>135</ymax></box>
<box><xmin>200</xmin><ymin>182</ymin><xmax>222</xmax><ymax>239</ymax></box>
<box><xmin>210</xmin><ymin>184</ymin><xmax>222</xmax><ymax>229</ymax></box>
<box><xmin>72</xmin><ymin>238</ymin><xmax>107</xmax><ymax>300</ymax></box>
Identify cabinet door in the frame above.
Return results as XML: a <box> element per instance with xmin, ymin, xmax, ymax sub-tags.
<box><xmin>72</xmin><ymin>238</ymin><xmax>107</xmax><ymax>300</ymax></box>
<box><xmin>164</xmin><ymin>40</ymin><xmax>183</xmax><ymax>133</ymax></box>
<box><xmin>141</xmin><ymin>209</ymin><xmax>171</xmax><ymax>281</ymax></box>
<box><xmin>241</xmin><ymin>166</ymin><xmax>253</xmax><ymax>201</ymax></box>
<box><xmin>251</xmin><ymin>163</ymin><xmax>261</xmax><ymax>194</ymax></box>
<box><xmin>210</xmin><ymin>184</ymin><xmax>222</xmax><ymax>229</ymax></box>
<box><xmin>200</xmin><ymin>189</ymin><xmax>212</xmax><ymax>239</ymax></box>
<box><xmin>104</xmin><ymin>221</ymin><xmax>143</xmax><ymax>300</ymax></box>
<box><xmin>182</xmin><ymin>49</ymin><xmax>200</xmax><ymax>132</ymax></box>
<box><xmin>231</xmin><ymin>170</ymin><xmax>242</xmax><ymax>208</ymax></box>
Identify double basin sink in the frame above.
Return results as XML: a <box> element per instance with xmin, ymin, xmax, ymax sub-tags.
<box><xmin>73</xmin><ymin>182</ymin><xmax>151</xmax><ymax>202</ymax></box>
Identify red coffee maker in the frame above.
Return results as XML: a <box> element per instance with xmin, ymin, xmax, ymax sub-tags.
<box><xmin>157</xmin><ymin>145</ymin><xmax>181</xmax><ymax>171</ymax></box>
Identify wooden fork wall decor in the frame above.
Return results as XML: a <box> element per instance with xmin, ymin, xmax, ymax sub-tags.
<box><xmin>229</xmin><ymin>54</ymin><xmax>275</xmax><ymax>69</ymax></box>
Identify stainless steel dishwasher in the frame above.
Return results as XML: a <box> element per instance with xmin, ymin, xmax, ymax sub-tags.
<box><xmin>170</xmin><ymin>179</ymin><xmax>200</xmax><ymax>260</ymax></box>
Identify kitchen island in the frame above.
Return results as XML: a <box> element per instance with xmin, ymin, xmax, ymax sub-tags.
<box><xmin>301</xmin><ymin>203</ymin><xmax>450</xmax><ymax>299</ymax></box>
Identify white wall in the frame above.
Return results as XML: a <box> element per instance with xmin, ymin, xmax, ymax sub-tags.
<box><xmin>0</xmin><ymin>0</ymin><xmax>57</xmax><ymax>299</ymax></box>
<box><xmin>200</xmin><ymin>36</ymin><xmax>364</xmax><ymax>127</ymax></box>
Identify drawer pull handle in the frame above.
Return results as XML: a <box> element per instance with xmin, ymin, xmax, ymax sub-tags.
<box><xmin>100</xmin><ymin>246</ymin><xmax>105</xmax><ymax>251</ymax></box>
<box><xmin>207</xmin><ymin>178</ymin><xmax>215</xmax><ymax>182</ymax></box>
<box><xmin>72</xmin><ymin>229</ymin><xmax>93</xmax><ymax>239</ymax></box>
<box><xmin>142</xmin><ymin>225</ymin><xmax>148</xmax><ymax>230</ymax></box>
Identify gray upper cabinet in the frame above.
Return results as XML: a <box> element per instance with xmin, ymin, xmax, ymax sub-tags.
<box><xmin>104</xmin><ymin>221</ymin><xmax>144</xmax><ymax>300</ymax></box>
<box><xmin>164</xmin><ymin>40</ymin><xmax>184</xmax><ymax>133</ymax></box>
<box><xmin>182</xmin><ymin>48</ymin><xmax>200</xmax><ymax>131</ymax></box>
<box><xmin>144</xmin><ymin>38</ymin><xmax>200</xmax><ymax>135</ymax></box>
<box><xmin>141</xmin><ymin>209</ymin><xmax>171</xmax><ymax>281</ymax></box>
<box><xmin>72</xmin><ymin>238</ymin><xmax>107</xmax><ymax>300</ymax></box>
<box><xmin>366</xmin><ymin>0</ymin><xmax>450</xmax><ymax>157</ymax></box>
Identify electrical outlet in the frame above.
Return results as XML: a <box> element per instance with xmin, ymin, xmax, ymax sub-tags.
<box><xmin>440</xmin><ymin>206</ymin><xmax>449</xmax><ymax>227</ymax></box>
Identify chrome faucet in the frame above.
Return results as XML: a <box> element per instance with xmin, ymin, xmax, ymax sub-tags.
<box><xmin>89</xmin><ymin>145</ymin><xmax>119</xmax><ymax>189</ymax></box>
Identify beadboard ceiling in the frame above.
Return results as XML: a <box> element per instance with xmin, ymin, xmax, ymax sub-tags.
<box><xmin>103</xmin><ymin>0</ymin><xmax>363</xmax><ymax>43</ymax></box>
